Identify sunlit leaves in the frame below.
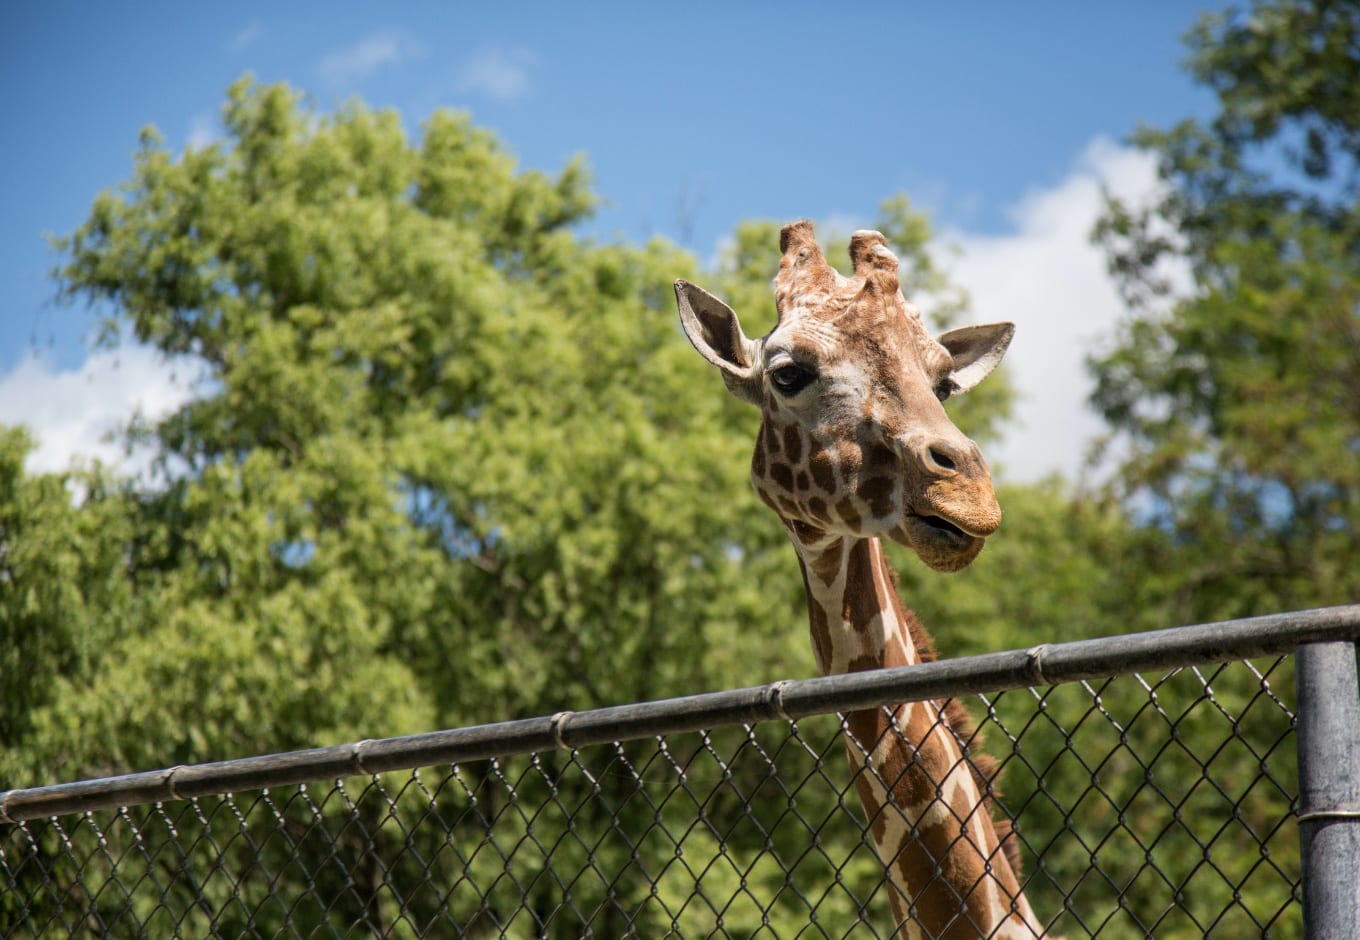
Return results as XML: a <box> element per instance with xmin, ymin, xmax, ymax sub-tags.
<box><xmin>1093</xmin><ymin>0</ymin><xmax>1360</xmax><ymax>616</ymax></box>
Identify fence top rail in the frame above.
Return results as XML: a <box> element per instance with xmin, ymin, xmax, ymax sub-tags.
<box><xmin>4</xmin><ymin>604</ymin><xmax>1358</xmax><ymax>824</ymax></box>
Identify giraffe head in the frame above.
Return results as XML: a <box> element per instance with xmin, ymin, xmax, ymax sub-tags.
<box><xmin>676</xmin><ymin>220</ymin><xmax>1013</xmax><ymax>572</ymax></box>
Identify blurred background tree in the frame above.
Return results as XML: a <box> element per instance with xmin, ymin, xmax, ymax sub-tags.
<box><xmin>0</xmin><ymin>75</ymin><xmax>1020</xmax><ymax>934</ymax></box>
<box><xmin>1093</xmin><ymin>0</ymin><xmax>1360</xmax><ymax>625</ymax></box>
<box><xmin>4</xmin><ymin>78</ymin><xmax>812</xmax><ymax>787</ymax></box>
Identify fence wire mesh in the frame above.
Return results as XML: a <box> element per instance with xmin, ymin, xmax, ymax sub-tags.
<box><xmin>2</xmin><ymin>654</ymin><xmax>1302</xmax><ymax>939</ymax></box>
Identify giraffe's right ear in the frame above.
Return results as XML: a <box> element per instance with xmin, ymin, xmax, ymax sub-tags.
<box><xmin>674</xmin><ymin>280</ymin><xmax>763</xmax><ymax>405</ymax></box>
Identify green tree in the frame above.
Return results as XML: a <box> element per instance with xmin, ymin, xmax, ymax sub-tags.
<box><xmin>1034</xmin><ymin>2</ymin><xmax>1360</xmax><ymax>934</ymax></box>
<box><xmin>1093</xmin><ymin>0</ymin><xmax>1360</xmax><ymax>624</ymax></box>
<box><xmin>0</xmin><ymin>429</ymin><xmax>142</xmax><ymax>769</ymax></box>
<box><xmin>23</xmin><ymin>77</ymin><xmax>799</xmax><ymax>779</ymax></box>
<box><xmin>10</xmin><ymin>76</ymin><xmax>1000</xmax><ymax>935</ymax></box>
<box><xmin>0</xmin><ymin>71</ymin><xmax>1038</xmax><ymax>934</ymax></box>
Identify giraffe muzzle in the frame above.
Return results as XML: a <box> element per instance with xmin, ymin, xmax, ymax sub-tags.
<box><xmin>894</xmin><ymin>514</ymin><xmax>989</xmax><ymax>573</ymax></box>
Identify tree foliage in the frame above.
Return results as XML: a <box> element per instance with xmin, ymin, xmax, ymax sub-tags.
<box><xmin>0</xmin><ymin>75</ymin><xmax>1038</xmax><ymax>935</ymax></box>
<box><xmin>4</xmin><ymin>78</ymin><xmax>834</xmax><ymax>790</ymax></box>
<box><xmin>1093</xmin><ymin>0</ymin><xmax>1360</xmax><ymax>623</ymax></box>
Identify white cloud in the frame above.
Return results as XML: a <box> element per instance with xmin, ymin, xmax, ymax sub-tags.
<box><xmin>318</xmin><ymin>30</ymin><xmax>424</xmax><ymax>88</ymax></box>
<box><xmin>459</xmin><ymin>46</ymin><xmax>536</xmax><ymax>101</ymax></box>
<box><xmin>229</xmin><ymin>21</ymin><xmax>265</xmax><ymax>54</ymax></box>
<box><xmin>186</xmin><ymin>112</ymin><xmax>217</xmax><ymax>151</ymax></box>
<box><xmin>0</xmin><ymin>346</ymin><xmax>195</xmax><ymax>477</ymax></box>
<box><xmin>942</xmin><ymin>137</ymin><xmax>1184</xmax><ymax>484</ymax></box>
<box><xmin>817</xmin><ymin>211</ymin><xmax>873</xmax><ymax>238</ymax></box>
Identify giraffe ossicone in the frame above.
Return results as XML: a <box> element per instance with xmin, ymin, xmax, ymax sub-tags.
<box><xmin>676</xmin><ymin>220</ymin><xmax>1051</xmax><ymax>938</ymax></box>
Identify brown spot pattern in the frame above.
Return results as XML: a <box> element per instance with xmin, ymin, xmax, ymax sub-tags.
<box><xmin>813</xmin><ymin>533</ymin><xmax>1029</xmax><ymax>934</ymax></box>
<box><xmin>847</xmin><ymin>653</ymin><xmax>882</xmax><ymax>673</ymax></box>
<box><xmin>843</xmin><ymin>541</ymin><xmax>889</xmax><ymax>637</ymax></box>
<box><xmin>836</xmin><ymin>497</ymin><xmax>862</xmax><ymax>532</ymax></box>
<box><xmin>803</xmin><ymin>545</ymin><xmax>843</xmax><ymax>587</ymax></box>
<box><xmin>848</xmin><ymin>706</ymin><xmax>1013</xmax><ymax>936</ymax></box>
<box><xmin>864</xmin><ymin>443</ymin><xmax>896</xmax><ymax>472</ymax></box>
<box><xmin>783</xmin><ymin>424</ymin><xmax>804</xmax><ymax>465</ymax></box>
<box><xmin>770</xmin><ymin>462</ymin><xmax>795</xmax><ymax>493</ymax></box>
<box><xmin>806</xmin><ymin>496</ymin><xmax>828</xmax><ymax>524</ymax></box>
<box><xmin>809</xmin><ymin>449</ymin><xmax>837</xmax><ymax>492</ymax></box>
<box><xmin>835</xmin><ymin>440</ymin><xmax>863</xmax><ymax>478</ymax></box>
<box><xmin>798</xmin><ymin>563</ymin><xmax>835</xmax><ymax>672</ymax></box>
<box><xmin>763</xmin><ymin>421</ymin><xmax>781</xmax><ymax>456</ymax></box>
<box><xmin>853</xmin><ymin>769</ymin><xmax>887</xmax><ymax>844</ymax></box>
<box><xmin>857</xmin><ymin>475</ymin><xmax>896</xmax><ymax>518</ymax></box>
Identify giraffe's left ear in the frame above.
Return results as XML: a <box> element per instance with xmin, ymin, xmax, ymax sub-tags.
<box><xmin>937</xmin><ymin>322</ymin><xmax>1015</xmax><ymax>394</ymax></box>
<box><xmin>674</xmin><ymin>279</ymin><xmax>764</xmax><ymax>404</ymax></box>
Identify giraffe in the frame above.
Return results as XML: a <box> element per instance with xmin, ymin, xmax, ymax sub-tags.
<box><xmin>674</xmin><ymin>220</ymin><xmax>1046</xmax><ymax>939</ymax></box>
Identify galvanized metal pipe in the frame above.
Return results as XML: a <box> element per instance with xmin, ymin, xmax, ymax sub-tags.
<box><xmin>3</xmin><ymin>604</ymin><xmax>1359</xmax><ymax>823</ymax></box>
<box><xmin>1295</xmin><ymin>641</ymin><xmax>1360</xmax><ymax>939</ymax></box>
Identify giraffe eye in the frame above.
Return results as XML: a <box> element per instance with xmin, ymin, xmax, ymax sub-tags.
<box><xmin>935</xmin><ymin>379</ymin><xmax>957</xmax><ymax>402</ymax></box>
<box><xmin>769</xmin><ymin>363</ymin><xmax>816</xmax><ymax>395</ymax></box>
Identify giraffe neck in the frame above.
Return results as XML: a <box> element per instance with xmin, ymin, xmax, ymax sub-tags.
<box><xmin>793</xmin><ymin>534</ymin><xmax>926</xmax><ymax>676</ymax></box>
<box><xmin>790</xmin><ymin>531</ymin><xmax>1043</xmax><ymax>939</ymax></box>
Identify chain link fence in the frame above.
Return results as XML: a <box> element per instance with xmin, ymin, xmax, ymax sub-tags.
<box><xmin>4</xmin><ymin>608</ymin><xmax>1358</xmax><ymax>938</ymax></box>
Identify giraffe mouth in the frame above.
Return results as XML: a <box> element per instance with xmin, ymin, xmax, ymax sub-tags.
<box><xmin>898</xmin><ymin>513</ymin><xmax>989</xmax><ymax>572</ymax></box>
<box><xmin>915</xmin><ymin>514</ymin><xmax>968</xmax><ymax>538</ymax></box>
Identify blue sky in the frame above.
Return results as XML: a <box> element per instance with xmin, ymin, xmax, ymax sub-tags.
<box><xmin>2</xmin><ymin>2</ymin><xmax>1214</xmax><ymax>481</ymax></box>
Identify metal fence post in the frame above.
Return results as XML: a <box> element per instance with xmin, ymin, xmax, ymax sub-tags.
<box><xmin>1295</xmin><ymin>641</ymin><xmax>1360</xmax><ymax>939</ymax></box>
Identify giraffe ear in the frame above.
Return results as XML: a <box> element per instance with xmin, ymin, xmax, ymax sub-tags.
<box><xmin>937</xmin><ymin>322</ymin><xmax>1015</xmax><ymax>394</ymax></box>
<box><xmin>674</xmin><ymin>280</ymin><xmax>764</xmax><ymax>405</ymax></box>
